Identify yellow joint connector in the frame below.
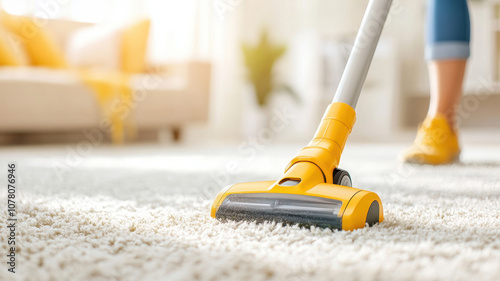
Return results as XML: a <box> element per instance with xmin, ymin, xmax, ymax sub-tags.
<box><xmin>285</xmin><ymin>102</ymin><xmax>356</xmax><ymax>183</ymax></box>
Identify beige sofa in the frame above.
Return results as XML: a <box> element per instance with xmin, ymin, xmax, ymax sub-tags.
<box><xmin>0</xmin><ymin>19</ymin><xmax>210</xmax><ymax>143</ymax></box>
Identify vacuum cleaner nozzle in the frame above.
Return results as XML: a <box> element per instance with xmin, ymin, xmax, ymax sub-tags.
<box><xmin>211</xmin><ymin>180</ymin><xmax>382</xmax><ymax>230</ymax></box>
<box><xmin>211</xmin><ymin>103</ymin><xmax>383</xmax><ymax>231</ymax></box>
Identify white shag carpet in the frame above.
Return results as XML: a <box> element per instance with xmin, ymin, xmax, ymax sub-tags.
<box><xmin>0</xmin><ymin>143</ymin><xmax>499</xmax><ymax>281</ymax></box>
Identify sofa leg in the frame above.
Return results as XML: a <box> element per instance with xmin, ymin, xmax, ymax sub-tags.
<box><xmin>172</xmin><ymin>127</ymin><xmax>181</xmax><ymax>142</ymax></box>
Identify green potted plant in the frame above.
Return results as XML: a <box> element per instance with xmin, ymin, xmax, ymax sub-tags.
<box><xmin>241</xmin><ymin>29</ymin><xmax>298</xmax><ymax>136</ymax></box>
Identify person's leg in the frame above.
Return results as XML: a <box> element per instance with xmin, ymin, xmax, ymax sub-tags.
<box><xmin>426</xmin><ymin>0</ymin><xmax>470</xmax><ymax>127</ymax></box>
<box><xmin>427</xmin><ymin>60</ymin><xmax>467</xmax><ymax>127</ymax></box>
<box><xmin>401</xmin><ymin>0</ymin><xmax>470</xmax><ymax>164</ymax></box>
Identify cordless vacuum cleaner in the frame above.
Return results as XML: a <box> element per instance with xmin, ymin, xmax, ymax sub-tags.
<box><xmin>211</xmin><ymin>0</ymin><xmax>392</xmax><ymax>231</ymax></box>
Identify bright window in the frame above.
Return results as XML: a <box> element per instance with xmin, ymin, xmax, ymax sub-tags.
<box><xmin>1</xmin><ymin>0</ymin><xmax>140</xmax><ymax>23</ymax></box>
<box><xmin>1</xmin><ymin>0</ymin><xmax>213</xmax><ymax>62</ymax></box>
<box><xmin>2</xmin><ymin>0</ymin><xmax>30</xmax><ymax>16</ymax></box>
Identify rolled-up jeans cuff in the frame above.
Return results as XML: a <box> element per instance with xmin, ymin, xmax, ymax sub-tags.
<box><xmin>426</xmin><ymin>41</ymin><xmax>470</xmax><ymax>61</ymax></box>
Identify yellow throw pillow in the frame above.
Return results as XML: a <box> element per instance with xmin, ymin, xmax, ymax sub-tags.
<box><xmin>0</xmin><ymin>10</ymin><xmax>67</xmax><ymax>68</ymax></box>
<box><xmin>0</xmin><ymin>26</ymin><xmax>28</xmax><ymax>66</ymax></box>
<box><xmin>121</xmin><ymin>18</ymin><xmax>150</xmax><ymax>73</ymax></box>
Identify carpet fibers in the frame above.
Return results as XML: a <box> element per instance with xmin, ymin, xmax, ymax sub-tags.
<box><xmin>0</xmin><ymin>143</ymin><xmax>499</xmax><ymax>281</ymax></box>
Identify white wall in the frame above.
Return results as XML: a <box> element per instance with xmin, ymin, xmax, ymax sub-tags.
<box><xmin>208</xmin><ymin>1</ymin><xmax>369</xmax><ymax>140</ymax></box>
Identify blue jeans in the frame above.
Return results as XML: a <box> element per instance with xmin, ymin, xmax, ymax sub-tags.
<box><xmin>427</xmin><ymin>0</ymin><xmax>470</xmax><ymax>61</ymax></box>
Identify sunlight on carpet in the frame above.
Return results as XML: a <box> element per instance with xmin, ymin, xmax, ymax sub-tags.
<box><xmin>0</xmin><ymin>143</ymin><xmax>499</xmax><ymax>281</ymax></box>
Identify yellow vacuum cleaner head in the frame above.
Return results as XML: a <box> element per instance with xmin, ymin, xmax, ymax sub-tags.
<box><xmin>211</xmin><ymin>179</ymin><xmax>383</xmax><ymax>231</ymax></box>
<box><xmin>211</xmin><ymin>103</ymin><xmax>384</xmax><ymax>231</ymax></box>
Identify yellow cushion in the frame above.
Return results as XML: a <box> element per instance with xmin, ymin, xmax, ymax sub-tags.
<box><xmin>0</xmin><ymin>10</ymin><xmax>67</xmax><ymax>68</ymax></box>
<box><xmin>0</xmin><ymin>25</ymin><xmax>28</xmax><ymax>66</ymax></box>
<box><xmin>121</xmin><ymin>18</ymin><xmax>150</xmax><ymax>73</ymax></box>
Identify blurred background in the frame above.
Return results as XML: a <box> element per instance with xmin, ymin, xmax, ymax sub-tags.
<box><xmin>0</xmin><ymin>0</ymin><xmax>499</xmax><ymax>147</ymax></box>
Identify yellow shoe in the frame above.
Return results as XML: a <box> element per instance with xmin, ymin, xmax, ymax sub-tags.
<box><xmin>401</xmin><ymin>115</ymin><xmax>460</xmax><ymax>165</ymax></box>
